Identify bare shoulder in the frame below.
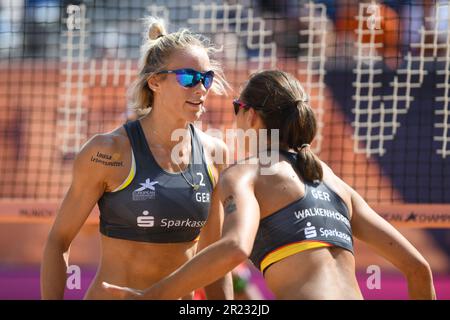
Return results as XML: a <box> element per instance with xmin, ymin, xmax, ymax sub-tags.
<box><xmin>321</xmin><ymin>160</ymin><xmax>354</xmax><ymax>195</ymax></box>
<box><xmin>74</xmin><ymin>126</ymin><xmax>130</xmax><ymax>173</ymax></box>
<box><xmin>320</xmin><ymin>160</ymin><xmax>335</xmax><ymax>178</ymax></box>
<box><xmin>79</xmin><ymin>127</ymin><xmax>127</xmax><ymax>156</ymax></box>
<box><xmin>219</xmin><ymin>161</ymin><xmax>258</xmax><ymax>190</ymax></box>
<box><xmin>320</xmin><ymin>160</ymin><xmax>353</xmax><ymax>214</ymax></box>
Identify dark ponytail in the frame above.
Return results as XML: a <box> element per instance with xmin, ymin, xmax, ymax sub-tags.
<box><xmin>240</xmin><ymin>70</ymin><xmax>323</xmax><ymax>183</ymax></box>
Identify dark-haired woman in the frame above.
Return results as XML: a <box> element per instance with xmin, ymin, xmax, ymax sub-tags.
<box><xmin>104</xmin><ymin>70</ymin><xmax>435</xmax><ymax>300</ymax></box>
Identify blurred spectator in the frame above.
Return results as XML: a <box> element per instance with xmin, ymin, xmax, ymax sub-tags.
<box><xmin>0</xmin><ymin>0</ymin><xmax>24</xmax><ymax>57</ymax></box>
<box><xmin>399</xmin><ymin>0</ymin><xmax>449</xmax><ymax>57</ymax></box>
<box><xmin>426</xmin><ymin>0</ymin><xmax>449</xmax><ymax>56</ymax></box>
<box><xmin>334</xmin><ymin>0</ymin><xmax>402</xmax><ymax>69</ymax></box>
<box><xmin>23</xmin><ymin>0</ymin><xmax>60</xmax><ymax>57</ymax></box>
<box><xmin>254</xmin><ymin>0</ymin><xmax>302</xmax><ymax>58</ymax></box>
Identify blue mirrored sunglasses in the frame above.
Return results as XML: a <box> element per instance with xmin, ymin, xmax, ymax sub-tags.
<box><xmin>157</xmin><ymin>68</ymin><xmax>214</xmax><ymax>89</ymax></box>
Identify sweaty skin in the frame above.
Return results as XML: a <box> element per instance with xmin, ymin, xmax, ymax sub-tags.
<box><xmin>103</xmin><ymin>151</ymin><xmax>434</xmax><ymax>300</ymax></box>
<box><xmin>41</xmin><ymin>46</ymin><xmax>232</xmax><ymax>300</ymax></box>
<box><xmin>220</xmin><ymin>155</ymin><xmax>363</xmax><ymax>300</ymax></box>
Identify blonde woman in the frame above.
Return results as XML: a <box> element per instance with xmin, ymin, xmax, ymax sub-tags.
<box><xmin>41</xmin><ymin>17</ymin><xmax>231</xmax><ymax>300</ymax></box>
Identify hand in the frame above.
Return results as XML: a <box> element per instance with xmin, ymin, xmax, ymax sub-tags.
<box><xmin>102</xmin><ymin>282</ymin><xmax>145</xmax><ymax>300</ymax></box>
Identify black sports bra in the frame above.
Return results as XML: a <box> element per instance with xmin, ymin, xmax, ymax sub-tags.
<box><xmin>98</xmin><ymin>120</ymin><xmax>215</xmax><ymax>243</ymax></box>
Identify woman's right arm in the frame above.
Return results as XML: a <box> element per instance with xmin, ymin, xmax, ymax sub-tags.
<box><xmin>40</xmin><ymin>135</ymin><xmax>108</xmax><ymax>299</ymax></box>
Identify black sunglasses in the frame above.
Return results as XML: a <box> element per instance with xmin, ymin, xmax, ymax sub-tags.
<box><xmin>233</xmin><ymin>98</ymin><xmax>263</xmax><ymax>115</ymax></box>
<box><xmin>157</xmin><ymin>68</ymin><xmax>214</xmax><ymax>89</ymax></box>
<box><xmin>233</xmin><ymin>99</ymin><xmax>248</xmax><ymax>115</ymax></box>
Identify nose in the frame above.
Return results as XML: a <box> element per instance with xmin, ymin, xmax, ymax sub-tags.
<box><xmin>194</xmin><ymin>79</ymin><xmax>208</xmax><ymax>95</ymax></box>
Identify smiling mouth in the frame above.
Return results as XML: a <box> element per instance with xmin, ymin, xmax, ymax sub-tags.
<box><xmin>186</xmin><ymin>101</ymin><xmax>203</xmax><ymax>106</ymax></box>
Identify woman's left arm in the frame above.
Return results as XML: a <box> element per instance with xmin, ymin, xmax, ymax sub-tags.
<box><xmin>104</xmin><ymin>166</ymin><xmax>261</xmax><ymax>300</ymax></box>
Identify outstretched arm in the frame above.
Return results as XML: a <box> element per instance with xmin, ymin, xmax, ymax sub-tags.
<box><xmin>349</xmin><ymin>185</ymin><xmax>436</xmax><ymax>299</ymax></box>
<box><xmin>104</xmin><ymin>167</ymin><xmax>260</xmax><ymax>300</ymax></box>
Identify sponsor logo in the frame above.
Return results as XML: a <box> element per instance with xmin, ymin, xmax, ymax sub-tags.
<box><xmin>133</xmin><ymin>178</ymin><xmax>158</xmax><ymax>201</ymax></box>
<box><xmin>137</xmin><ymin>210</ymin><xmax>154</xmax><ymax>227</ymax></box>
<box><xmin>380</xmin><ymin>211</ymin><xmax>450</xmax><ymax>226</ymax></box>
<box><xmin>161</xmin><ymin>218</ymin><xmax>206</xmax><ymax>229</ymax></box>
<box><xmin>319</xmin><ymin>227</ymin><xmax>352</xmax><ymax>243</ymax></box>
<box><xmin>304</xmin><ymin>222</ymin><xmax>317</xmax><ymax>239</ymax></box>
<box><xmin>19</xmin><ymin>208</ymin><xmax>54</xmax><ymax>217</ymax></box>
<box><xmin>136</xmin><ymin>210</ymin><xmax>206</xmax><ymax>229</ymax></box>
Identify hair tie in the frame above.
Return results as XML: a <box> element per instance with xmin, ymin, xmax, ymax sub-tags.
<box><xmin>300</xmin><ymin>143</ymin><xmax>310</xmax><ymax>150</ymax></box>
<box><xmin>303</xmin><ymin>93</ymin><xmax>309</xmax><ymax>103</ymax></box>
<box><xmin>295</xmin><ymin>94</ymin><xmax>309</xmax><ymax>105</ymax></box>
